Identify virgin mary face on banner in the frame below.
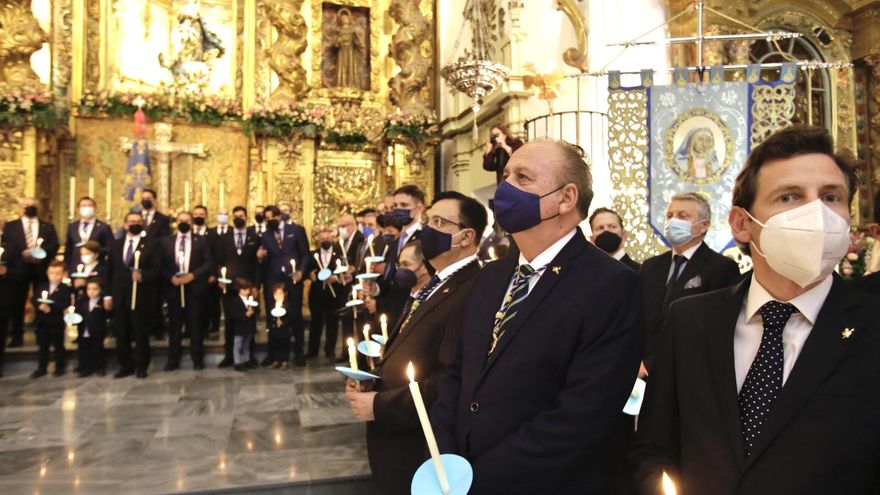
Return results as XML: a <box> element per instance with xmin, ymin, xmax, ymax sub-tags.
<box><xmin>674</xmin><ymin>127</ymin><xmax>719</xmax><ymax>180</ymax></box>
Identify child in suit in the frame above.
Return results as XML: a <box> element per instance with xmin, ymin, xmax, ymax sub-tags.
<box><xmin>32</xmin><ymin>261</ymin><xmax>74</xmax><ymax>378</ymax></box>
<box><xmin>227</xmin><ymin>277</ymin><xmax>257</xmax><ymax>372</ymax></box>
<box><xmin>75</xmin><ymin>278</ymin><xmax>107</xmax><ymax>377</ymax></box>
<box><xmin>267</xmin><ymin>282</ymin><xmax>292</xmax><ymax>370</ymax></box>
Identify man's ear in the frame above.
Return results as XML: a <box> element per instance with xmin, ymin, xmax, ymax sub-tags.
<box><xmin>559</xmin><ymin>184</ymin><xmax>579</xmax><ymax>216</ymax></box>
<box><xmin>729</xmin><ymin>206</ymin><xmax>753</xmax><ymax>247</ymax></box>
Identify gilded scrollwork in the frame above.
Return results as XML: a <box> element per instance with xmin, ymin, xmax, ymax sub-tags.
<box><xmin>313</xmin><ymin>157</ymin><xmax>380</xmax><ymax>229</ymax></box>
<box><xmin>388</xmin><ymin>0</ymin><xmax>432</xmax><ymax>116</ymax></box>
<box><xmin>554</xmin><ymin>0</ymin><xmax>588</xmax><ymax>73</ymax></box>
<box><xmin>261</xmin><ymin>0</ymin><xmax>309</xmax><ymax>101</ymax></box>
<box><xmin>0</xmin><ymin>168</ymin><xmax>25</xmax><ymax>221</ymax></box>
<box><xmin>749</xmin><ymin>83</ymin><xmax>796</xmax><ymax>148</ymax></box>
<box><xmin>84</xmin><ymin>0</ymin><xmax>101</xmax><ymax>90</ymax></box>
<box><xmin>0</xmin><ymin>0</ymin><xmax>49</xmax><ymax>86</ymax></box>
<box><xmin>274</xmin><ymin>173</ymin><xmax>305</xmax><ymax>222</ymax></box>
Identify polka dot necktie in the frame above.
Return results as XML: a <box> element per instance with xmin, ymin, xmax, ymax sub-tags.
<box><xmin>488</xmin><ymin>264</ymin><xmax>536</xmax><ymax>356</ymax></box>
<box><xmin>738</xmin><ymin>300</ymin><xmax>797</xmax><ymax>456</ymax></box>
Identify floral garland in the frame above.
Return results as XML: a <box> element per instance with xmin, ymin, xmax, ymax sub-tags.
<box><xmin>0</xmin><ymin>88</ymin><xmax>58</xmax><ymax>130</ymax></box>
<box><xmin>839</xmin><ymin>230</ymin><xmax>876</xmax><ymax>279</ymax></box>
<box><xmin>242</xmin><ymin>101</ymin><xmax>329</xmax><ymax>138</ymax></box>
<box><xmin>77</xmin><ymin>89</ymin><xmax>241</xmax><ymax>126</ymax></box>
<box><xmin>382</xmin><ymin>110</ymin><xmax>440</xmax><ymax>143</ymax></box>
<box><xmin>323</xmin><ymin>130</ymin><xmax>369</xmax><ymax>149</ymax></box>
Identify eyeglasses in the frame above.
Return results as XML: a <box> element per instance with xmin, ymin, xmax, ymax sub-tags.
<box><xmin>426</xmin><ymin>215</ymin><xmax>465</xmax><ymax>229</ymax></box>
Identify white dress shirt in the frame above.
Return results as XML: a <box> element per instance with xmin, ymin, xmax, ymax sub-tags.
<box><xmin>667</xmin><ymin>242</ymin><xmax>701</xmax><ymax>282</ymax></box>
<box><xmin>79</xmin><ymin>219</ymin><xmax>95</xmax><ymax>243</ymax></box>
<box><xmin>612</xmin><ymin>248</ymin><xmax>626</xmax><ymax>261</ymax></box>
<box><xmin>144</xmin><ymin>211</ymin><xmax>155</xmax><ymax>227</ymax></box>
<box><xmin>22</xmin><ymin>216</ymin><xmax>39</xmax><ymax>248</ymax></box>
<box><xmin>320</xmin><ymin>248</ymin><xmax>333</xmax><ymax>267</ymax></box>
<box><xmin>175</xmin><ymin>233</ymin><xmax>192</xmax><ymax>273</ymax></box>
<box><xmin>399</xmin><ymin>221</ymin><xmax>422</xmax><ymax>250</ymax></box>
<box><xmin>426</xmin><ymin>254</ymin><xmax>478</xmax><ymax>299</ymax></box>
<box><xmin>508</xmin><ymin>228</ymin><xmax>577</xmax><ymax>297</ymax></box>
<box><xmin>734</xmin><ymin>275</ymin><xmax>833</xmax><ymax>391</ymax></box>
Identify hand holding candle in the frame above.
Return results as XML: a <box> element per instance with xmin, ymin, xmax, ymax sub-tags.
<box><xmin>220</xmin><ymin>266</ymin><xmax>228</xmax><ymax>293</ymax></box>
<box><xmin>380</xmin><ymin>314</ymin><xmax>388</xmax><ymax>342</ymax></box>
<box><xmin>408</xmin><ymin>362</ymin><xmax>450</xmax><ymax>494</ymax></box>
<box><xmin>178</xmin><ymin>252</ymin><xmax>187</xmax><ymax>308</ymax></box>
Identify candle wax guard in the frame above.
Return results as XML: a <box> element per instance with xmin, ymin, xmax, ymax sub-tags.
<box><xmin>411</xmin><ymin>454</ymin><xmax>473</xmax><ymax>495</ymax></box>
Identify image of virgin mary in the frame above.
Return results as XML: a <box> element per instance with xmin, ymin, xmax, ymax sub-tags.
<box><xmin>673</xmin><ymin>126</ymin><xmax>719</xmax><ymax>180</ymax></box>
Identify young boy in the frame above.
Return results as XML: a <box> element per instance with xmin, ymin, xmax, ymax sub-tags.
<box><xmin>226</xmin><ymin>277</ymin><xmax>257</xmax><ymax>372</ymax></box>
<box><xmin>75</xmin><ymin>278</ymin><xmax>107</xmax><ymax>377</ymax></box>
<box><xmin>267</xmin><ymin>282</ymin><xmax>292</xmax><ymax>370</ymax></box>
<box><xmin>32</xmin><ymin>261</ymin><xmax>74</xmax><ymax>378</ymax></box>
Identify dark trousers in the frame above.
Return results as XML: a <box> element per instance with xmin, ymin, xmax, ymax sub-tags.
<box><xmin>264</xmin><ymin>278</ymin><xmax>304</xmax><ymax>357</ymax></box>
<box><xmin>11</xmin><ymin>278</ymin><xmax>39</xmax><ymax>342</ymax></box>
<box><xmin>36</xmin><ymin>325</ymin><xmax>65</xmax><ymax>371</ymax></box>
<box><xmin>167</xmin><ymin>286</ymin><xmax>204</xmax><ymax>366</ymax></box>
<box><xmin>0</xmin><ymin>286</ymin><xmax>10</xmax><ymax>368</ymax></box>
<box><xmin>77</xmin><ymin>333</ymin><xmax>105</xmax><ymax>374</ymax></box>
<box><xmin>268</xmin><ymin>327</ymin><xmax>291</xmax><ymax>363</ymax></box>
<box><xmin>149</xmin><ymin>287</ymin><xmax>166</xmax><ymax>340</ymax></box>
<box><xmin>339</xmin><ymin>303</ymin><xmax>364</xmax><ymax>361</ymax></box>
<box><xmin>308</xmin><ymin>293</ymin><xmax>338</xmax><ymax>358</ymax></box>
<box><xmin>221</xmin><ymin>293</ymin><xmax>256</xmax><ymax>362</ymax></box>
<box><xmin>204</xmin><ymin>283</ymin><xmax>222</xmax><ymax>335</ymax></box>
<box><xmin>115</xmin><ymin>303</ymin><xmax>151</xmax><ymax>372</ymax></box>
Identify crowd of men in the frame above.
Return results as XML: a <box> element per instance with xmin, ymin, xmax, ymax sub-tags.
<box><xmin>0</xmin><ymin>125</ymin><xmax>879</xmax><ymax>494</ymax></box>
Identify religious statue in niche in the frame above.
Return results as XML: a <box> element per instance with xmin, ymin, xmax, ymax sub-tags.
<box><xmin>321</xmin><ymin>4</ymin><xmax>371</xmax><ymax>90</ymax></box>
<box><xmin>158</xmin><ymin>1</ymin><xmax>225</xmax><ymax>91</ymax></box>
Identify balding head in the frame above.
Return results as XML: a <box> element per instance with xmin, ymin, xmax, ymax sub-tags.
<box><xmin>504</xmin><ymin>140</ymin><xmax>593</xmax><ymax>220</ymax></box>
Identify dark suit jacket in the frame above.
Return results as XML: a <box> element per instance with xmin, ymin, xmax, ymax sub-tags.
<box><xmin>218</xmin><ymin>229</ymin><xmax>261</xmax><ymax>285</ymax></box>
<box><xmin>160</xmin><ymin>234</ymin><xmax>213</xmax><ymax>297</ymax></box>
<box><xmin>108</xmin><ymin>235</ymin><xmax>161</xmax><ymax>310</ymax></box>
<box><xmin>854</xmin><ymin>271</ymin><xmax>880</xmax><ymax>297</ymax></box>
<box><xmin>260</xmin><ymin>223</ymin><xmax>309</xmax><ymax>286</ymax></box>
<box><xmin>32</xmin><ymin>282</ymin><xmax>74</xmax><ymax>328</ymax></box>
<box><xmin>76</xmin><ymin>295</ymin><xmax>108</xmax><ymax>338</ymax></box>
<box><xmin>431</xmin><ymin>231</ymin><xmax>643</xmax><ymax>494</ymax></box>
<box><xmin>226</xmin><ymin>295</ymin><xmax>257</xmax><ymax>337</ymax></box>
<box><xmin>306</xmin><ymin>247</ymin><xmax>345</xmax><ymax>303</ymax></box>
<box><xmin>368</xmin><ymin>259</ymin><xmax>481</xmax><ymax>494</ymax></box>
<box><xmin>631</xmin><ymin>275</ymin><xmax>880</xmax><ymax>495</ymax></box>
<box><xmin>2</xmin><ymin>218</ymin><xmax>59</xmax><ymax>284</ymax></box>
<box><xmin>342</xmin><ymin>230</ymin><xmax>365</xmax><ymax>266</ymax></box>
<box><xmin>73</xmin><ymin>260</ymin><xmax>110</xmax><ymax>298</ymax></box>
<box><xmin>144</xmin><ymin>210</ymin><xmax>171</xmax><ymax>238</ymax></box>
<box><xmin>620</xmin><ymin>253</ymin><xmax>641</xmax><ymax>272</ymax></box>
<box><xmin>640</xmin><ymin>242</ymin><xmax>740</xmax><ymax>369</ymax></box>
<box><xmin>64</xmin><ymin>219</ymin><xmax>114</xmax><ymax>270</ymax></box>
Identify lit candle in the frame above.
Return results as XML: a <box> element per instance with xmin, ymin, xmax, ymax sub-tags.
<box><xmin>36</xmin><ymin>238</ymin><xmax>43</xmax><ymax>249</ymax></box>
<box><xmin>274</xmin><ymin>298</ymin><xmax>283</xmax><ymax>310</ymax></box>
<box><xmin>105</xmin><ymin>177</ymin><xmax>112</xmax><ymax>222</ymax></box>
<box><xmin>69</xmin><ymin>176</ymin><xmax>76</xmax><ymax>220</ymax></box>
<box><xmin>184</xmin><ymin>181</ymin><xmax>191</xmax><ymax>211</ymax></box>
<box><xmin>366</xmin><ymin>259</ymin><xmax>372</xmax><ymax>275</ymax></box>
<box><xmin>339</xmin><ymin>238</ymin><xmax>347</xmax><ymax>258</ymax></box>
<box><xmin>131</xmin><ymin>250</ymin><xmax>141</xmax><ymax>311</ymax></box>
<box><xmin>0</xmin><ymin>246</ymin><xmax>4</xmax><ymax>261</ymax></box>
<box><xmin>290</xmin><ymin>259</ymin><xmax>297</xmax><ymax>274</ymax></box>
<box><xmin>201</xmin><ymin>180</ymin><xmax>207</xmax><ymax>206</ymax></box>
<box><xmin>247</xmin><ymin>295</ymin><xmax>255</xmax><ymax>307</ymax></box>
<box><xmin>381</xmin><ymin>244</ymin><xmax>389</xmax><ymax>259</ymax></box>
<box><xmin>336</xmin><ymin>259</ymin><xmax>343</xmax><ymax>271</ymax></box>
<box><xmin>347</xmin><ymin>338</ymin><xmax>358</xmax><ymax>372</ymax></box>
<box><xmin>363</xmin><ymin>324</ymin><xmax>371</xmax><ymax>343</ymax></box>
<box><xmin>41</xmin><ymin>290</ymin><xmax>48</xmax><ymax>300</ymax></box>
<box><xmin>488</xmin><ymin>246</ymin><xmax>496</xmax><ymax>260</ymax></box>
<box><xmin>408</xmin><ymin>362</ymin><xmax>450</xmax><ymax>494</ymax></box>
<box><xmin>88</xmin><ymin>177</ymin><xmax>94</xmax><ymax>198</ymax></box>
<box><xmin>220</xmin><ymin>267</ymin><xmax>227</xmax><ymax>294</ymax></box>
<box><xmin>661</xmin><ymin>471</ymin><xmax>677</xmax><ymax>495</ymax></box>
<box><xmin>367</xmin><ymin>234</ymin><xmax>376</xmax><ymax>258</ymax></box>
<box><xmin>77</xmin><ymin>264</ymin><xmax>84</xmax><ymax>276</ymax></box>
<box><xmin>178</xmin><ymin>252</ymin><xmax>186</xmax><ymax>308</ymax></box>
<box><xmin>380</xmin><ymin>314</ymin><xmax>388</xmax><ymax>342</ymax></box>
<box><xmin>219</xmin><ymin>180</ymin><xmax>225</xmax><ymax>210</ymax></box>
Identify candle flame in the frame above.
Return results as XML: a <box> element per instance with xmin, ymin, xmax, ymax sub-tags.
<box><xmin>347</xmin><ymin>337</ymin><xmax>355</xmax><ymax>348</ymax></box>
<box><xmin>77</xmin><ymin>264</ymin><xmax>84</xmax><ymax>273</ymax></box>
<box><xmin>380</xmin><ymin>314</ymin><xmax>387</xmax><ymax>324</ymax></box>
<box><xmin>37</xmin><ymin>237</ymin><xmax>43</xmax><ymax>247</ymax></box>
<box><xmin>488</xmin><ymin>246</ymin><xmax>496</xmax><ymax>260</ymax></box>
<box><xmin>661</xmin><ymin>471</ymin><xmax>677</xmax><ymax>495</ymax></box>
<box><xmin>407</xmin><ymin>362</ymin><xmax>415</xmax><ymax>382</ymax></box>
<box><xmin>41</xmin><ymin>290</ymin><xmax>48</xmax><ymax>299</ymax></box>
<box><xmin>221</xmin><ymin>267</ymin><xmax>226</xmax><ymax>277</ymax></box>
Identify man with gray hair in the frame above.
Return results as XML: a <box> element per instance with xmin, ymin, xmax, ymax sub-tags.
<box><xmin>639</xmin><ymin>191</ymin><xmax>740</xmax><ymax>376</ymax></box>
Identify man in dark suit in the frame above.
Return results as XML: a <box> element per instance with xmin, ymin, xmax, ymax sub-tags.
<box><xmin>161</xmin><ymin>211</ymin><xmax>213</xmax><ymax>370</ymax></box>
<box><xmin>337</xmin><ymin>213</ymin><xmax>365</xmax><ymax>266</ymax></box>
<box><xmin>640</xmin><ymin>192</ymin><xmax>740</xmax><ymax>375</ymax></box>
<box><xmin>432</xmin><ymin>141</ymin><xmax>643</xmax><ymax>494</ymax></box>
<box><xmin>3</xmin><ymin>197</ymin><xmax>60</xmax><ymax>347</ymax></box>
<box><xmin>258</xmin><ymin>205</ymin><xmax>309</xmax><ymax>366</ymax></box>
<box><xmin>0</xmin><ymin>219</ymin><xmax>15</xmax><ymax>375</ymax></box>
<box><xmin>108</xmin><ymin>212</ymin><xmax>160</xmax><ymax>378</ymax></box>
<box><xmin>854</xmin><ymin>270</ymin><xmax>880</xmax><ymax>296</ymax></box>
<box><xmin>140</xmin><ymin>188</ymin><xmax>170</xmax><ymax>342</ymax></box>
<box><xmin>306</xmin><ymin>227</ymin><xmax>344</xmax><ymax>363</ymax></box>
<box><xmin>631</xmin><ymin>126</ymin><xmax>880</xmax><ymax>495</ymax></box>
<box><xmin>589</xmin><ymin>207</ymin><xmax>641</xmax><ymax>271</ymax></box>
<box><xmin>64</xmin><ymin>196</ymin><xmax>114</xmax><ymax>272</ymax></box>
<box><xmin>347</xmin><ymin>191</ymin><xmax>486</xmax><ymax>494</ymax></box>
<box><xmin>217</xmin><ymin>206</ymin><xmax>261</xmax><ymax>367</ymax></box>
<box><xmin>193</xmin><ymin>205</ymin><xmax>228</xmax><ymax>339</ymax></box>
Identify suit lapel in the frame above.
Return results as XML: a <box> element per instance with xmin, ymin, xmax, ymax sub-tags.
<box><xmin>478</xmin><ymin>235</ymin><xmax>586</xmax><ymax>382</ymax></box>
<box><xmin>706</xmin><ymin>279</ymin><xmax>750</xmax><ymax>468</ymax></box>
<box><xmin>743</xmin><ymin>276</ymin><xmax>862</xmax><ymax>471</ymax></box>
<box><xmin>671</xmin><ymin>243</ymin><xmax>709</xmax><ymax>294</ymax></box>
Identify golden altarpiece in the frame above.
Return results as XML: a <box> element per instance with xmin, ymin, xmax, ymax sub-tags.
<box><xmin>0</xmin><ymin>0</ymin><xmax>438</xmax><ymax>237</ymax></box>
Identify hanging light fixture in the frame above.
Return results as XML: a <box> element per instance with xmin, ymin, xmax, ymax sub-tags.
<box><xmin>440</xmin><ymin>0</ymin><xmax>510</xmax><ymax>140</ymax></box>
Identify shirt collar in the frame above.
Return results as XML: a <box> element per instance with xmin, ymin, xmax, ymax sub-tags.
<box><xmin>674</xmin><ymin>242</ymin><xmax>701</xmax><ymax>261</ymax></box>
<box><xmin>745</xmin><ymin>274</ymin><xmax>833</xmax><ymax>326</ymax></box>
<box><xmin>405</xmin><ymin>221</ymin><xmax>422</xmax><ymax>238</ymax></box>
<box><xmin>518</xmin><ymin>228</ymin><xmax>577</xmax><ymax>272</ymax></box>
<box><xmin>437</xmin><ymin>254</ymin><xmax>478</xmax><ymax>281</ymax></box>
<box><xmin>612</xmin><ymin>248</ymin><xmax>626</xmax><ymax>261</ymax></box>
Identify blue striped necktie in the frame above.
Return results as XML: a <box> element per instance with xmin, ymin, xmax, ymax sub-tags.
<box><xmin>488</xmin><ymin>264</ymin><xmax>535</xmax><ymax>356</ymax></box>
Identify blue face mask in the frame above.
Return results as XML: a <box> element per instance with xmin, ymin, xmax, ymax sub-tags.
<box><xmin>362</xmin><ymin>226</ymin><xmax>374</xmax><ymax>237</ymax></box>
<box><xmin>420</xmin><ymin>225</ymin><xmax>467</xmax><ymax>260</ymax></box>
<box><xmin>664</xmin><ymin>218</ymin><xmax>696</xmax><ymax>246</ymax></box>
<box><xmin>391</xmin><ymin>208</ymin><xmax>414</xmax><ymax>226</ymax></box>
<box><xmin>493</xmin><ymin>181</ymin><xmax>564</xmax><ymax>234</ymax></box>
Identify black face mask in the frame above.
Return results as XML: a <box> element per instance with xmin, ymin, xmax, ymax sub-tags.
<box><xmin>24</xmin><ymin>205</ymin><xmax>38</xmax><ymax>218</ymax></box>
<box><xmin>320</xmin><ymin>240</ymin><xmax>333</xmax><ymax>250</ymax></box>
<box><xmin>391</xmin><ymin>208</ymin><xmax>414</xmax><ymax>226</ymax></box>
<box><xmin>267</xmin><ymin>219</ymin><xmax>280</xmax><ymax>231</ymax></box>
<box><xmin>280</xmin><ymin>213</ymin><xmax>291</xmax><ymax>222</ymax></box>
<box><xmin>594</xmin><ymin>231</ymin><xmax>623</xmax><ymax>254</ymax></box>
<box><xmin>233</xmin><ymin>217</ymin><xmax>246</xmax><ymax>229</ymax></box>
<box><xmin>128</xmin><ymin>224</ymin><xmax>144</xmax><ymax>236</ymax></box>
<box><xmin>141</xmin><ymin>199</ymin><xmax>154</xmax><ymax>210</ymax></box>
<box><xmin>394</xmin><ymin>266</ymin><xmax>422</xmax><ymax>289</ymax></box>
<box><xmin>177</xmin><ymin>222</ymin><xmax>191</xmax><ymax>234</ymax></box>
<box><xmin>193</xmin><ymin>217</ymin><xmax>206</xmax><ymax>226</ymax></box>
<box><xmin>254</xmin><ymin>213</ymin><xmax>265</xmax><ymax>223</ymax></box>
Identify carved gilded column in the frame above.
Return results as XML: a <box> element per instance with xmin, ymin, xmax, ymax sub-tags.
<box><xmin>555</xmin><ymin>0</ymin><xmax>589</xmax><ymax>73</ymax></box>
<box><xmin>868</xmin><ymin>58</ymin><xmax>880</xmax><ymax>217</ymax></box>
<box><xmin>260</xmin><ymin>0</ymin><xmax>309</xmax><ymax>102</ymax></box>
<box><xmin>388</xmin><ymin>0</ymin><xmax>432</xmax><ymax>116</ymax></box>
<box><xmin>0</xmin><ymin>1</ymin><xmax>48</xmax><ymax>86</ymax></box>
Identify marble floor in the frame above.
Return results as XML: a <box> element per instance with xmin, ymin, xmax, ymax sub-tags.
<box><xmin>0</xmin><ymin>363</ymin><xmax>369</xmax><ymax>494</ymax></box>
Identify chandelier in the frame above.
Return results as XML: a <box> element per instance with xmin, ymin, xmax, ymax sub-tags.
<box><xmin>440</xmin><ymin>0</ymin><xmax>510</xmax><ymax>139</ymax></box>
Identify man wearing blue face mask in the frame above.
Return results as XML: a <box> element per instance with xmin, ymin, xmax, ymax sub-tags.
<box><xmin>632</xmin><ymin>126</ymin><xmax>880</xmax><ymax>495</ymax></box>
<box><xmin>431</xmin><ymin>140</ymin><xmax>643</xmax><ymax>494</ymax></box>
<box><xmin>640</xmin><ymin>192</ymin><xmax>740</xmax><ymax>376</ymax></box>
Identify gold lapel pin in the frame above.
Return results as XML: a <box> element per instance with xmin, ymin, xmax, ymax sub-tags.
<box><xmin>842</xmin><ymin>328</ymin><xmax>855</xmax><ymax>339</ymax></box>
<box><xmin>443</xmin><ymin>288</ymin><xmax>450</xmax><ymax>294</ymax></box>
<box><xmin>551</xmin><ymin>266</ymin><xmax>561</xmax><ymax>274</ymax></box>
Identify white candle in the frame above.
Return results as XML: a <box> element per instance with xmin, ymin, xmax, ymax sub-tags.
<box><xmin>41</xmin><ymin>290</ymin><xmax>48</xmax><ymax>300</ymax></box>
<box><xmin>105</xmin><ymin>177</ymin><xmax>112</xmax><ymax>222</ymax></box>
<box><xmin>274</xmin><ymin>298</ymin><xmax>283</xmax><ymax>309</ymax></box>
<box><xmin>88</xmin><ymin>177</ymin><xmax>95</xmax><ymax>198</ymax></box>
<box><xmin>0</xmin><ymin>246</ymin><xmax>4</xmax><ymax>261</ymax></box>
<box><xmin>290</xmin><ymin>259</ymin><xmax>297</xmax><ymax>274</ymax></box>
<box><xmin>488</xmin><ymin>246</ymin><xmax>496</xmax><ymax>260</ymax></box>
<box><xmin>363</xmin><ymin>324</ymin><xmax>371</xmax><ymax>342</ymax></box>
<box><xmin>134</xmin><ymin>249</ymin><xmax>141</xmax><ymax>270</ymax></box>
<box><xmin>69</xmin><ymin>176</ymin><xmax>76</xmax><ymax>220</ymax></box>
<box><xmin>336</xmin><ymin>259</ymin><xmax>344</xmax><ymax>271</ymax></box>
<box><xmin>367</xmin><ymin>234</ymin><xmax>376</xmax><ymax>258</ymax></box>
<box><xmin>219</xmin><ymin>180</ymin><xmax>225</xmax><ymax>210</ymax></box>
<box><xmin>132</xmin><ymin>250</ymin><xmax>141</xmax><ymax>311</ymax></box>
<box><xmin>339</xmin><ymin>238</ymin><xmax>347</xmax><ymax>258</ymax></box>
<box><xmin>380</xmin><ymin>314</ymin><xmax>388</xmax><ymax>341</ymax></box>
<box><xmin>408</xmin><ymin>362</ymin><xmax>450</xmax><ymax>494</ymax></box>
<box><xmin>201</xmin><ymin>180</ymin><xmax>207</xmax><ymax>206</ymax></box>
<box><xmin>381</xmin><ymin>244</ymin><xmax>389</xmax><ymax>259</ymax></box>
<box><xmin>247</xmin><ymin>295</ymin><xmax>255</xmax><ymax>307</ymax></box>
<box><xmin>37</xmin><ymin>238</ymin><xmax>43</xmax><ymax>248</ymax></box>
<box><xmin>348</xmin><ymin>338</ymin><xmax>358</xmax><ymax>371</ymax></box>
<box><xmin>184</xmin><ymin>181</ymin><xmax>191</xmax><ymax>211</ymax></box>
<box><xmin>220</xmin><ymin>267</ymin><xmax>227</xmax><ymax>294</ymax></box>
<box><xmin>661</xmin><ymin>471</ymin><xmax>676</xmax><ymax>495</ymax></box>
<box><xmin>77</xmin><ymin>264</ymin><xmax>84</xmax><ymax>275</ymax></box>
<box><xmin>366</xmin><ymin>259</ymin><xmax>372</xmax><ymax>274</ymax></box>
<box><xmin>314</xmin><ymin>252</ymin><xmax>323</xmax><ymax>269</ymax></box>
<box><xmin>178</xmin><ymin>252</ymin><xmax>186</xmax><ymax>307</ymax></box>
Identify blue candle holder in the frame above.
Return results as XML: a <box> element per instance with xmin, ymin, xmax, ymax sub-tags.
<box><xmin>411</xmin><ymin>454</ymin><xmax>473</xmax><ymax>495</ymax></box>
<box><xmin>334</xmin><ymin>366</ymin><xmax>379</xmax><ymax>382</ymax></box>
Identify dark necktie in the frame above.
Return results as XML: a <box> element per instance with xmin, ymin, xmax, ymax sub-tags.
<box><xmin>398</xmin><ymin>274</ymin><xmax>442</xmax><ymax>334</ymax></box>
<box><xmin>667</xmin><ymin>255</ymin><xmax>687</xmax><ymax>287</ymax></box>
<box><xmin>236</xmin><ymin>232</ymin><xmax>244</xmax><ymax>250</ymax></box>
<box><xmin>275</xmin><ymin>228</ymin><xmax>283</xmax><ymax>248</ymax></box>
<box><xmin>738</xmin><ymin>300</ymin><xmax>797</xmax><ymax>456</ymax></box>
<box><xmin>488</xmin><ymin>264</ymin><xmax>535</xmax><ymax>356</ymax></box>
<box><xmin>124</xmin><ymin>239</ymin><xmax>135</xmax><ymax>266</ymax></box>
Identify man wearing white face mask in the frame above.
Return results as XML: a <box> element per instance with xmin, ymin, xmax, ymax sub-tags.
<box><xmin>632</xmin><ymin>127</ymin><xmax>880</xmax><ymax>495</ymax></box>
<box><xmin>64</xmin><ymin>196</ymin><xmax>113</xmax><ymax>274</ymax></box>
<box><xmin>640</xmin><ymin>192</ymin><xmax>740</xmax><ymax>375</ymax></box>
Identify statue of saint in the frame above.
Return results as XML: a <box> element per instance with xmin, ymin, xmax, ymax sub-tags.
<box><xmin>330</xmin><ymin>8</ymin><xmax>363</xmax><ymax>88</ymax></box>
<box><xmin>158</xmin><ymin>1</ymin><xmax>225</xmax><ymax>89</ymax></box>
